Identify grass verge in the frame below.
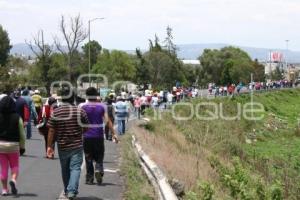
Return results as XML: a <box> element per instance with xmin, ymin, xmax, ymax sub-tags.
<box><xmin>120</xmin><ymin>132</ymin><xmax>155</xmax><ymax>200</ymax></box>
<box><xmin>134</xmin><ymin>88</ymin><xmax>300</xmax><ymax>199</ymax></box>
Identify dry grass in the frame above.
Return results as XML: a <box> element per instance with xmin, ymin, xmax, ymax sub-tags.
<box><xmin>131</xmin><ymin>120</ymin><xmax>222</xmax><ymax>194</ymax></box>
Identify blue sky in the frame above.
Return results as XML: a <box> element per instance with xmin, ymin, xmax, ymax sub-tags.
<box><xmin>0</xmin><ymin>0</ymin><xmax>299</xmax><ymax>50</ymax></box>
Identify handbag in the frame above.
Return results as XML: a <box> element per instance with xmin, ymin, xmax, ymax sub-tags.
<box><xmin>36</xmin><ymin>107</ymin><xmax>48</xmax><ymax>134</ymax></box>
<box><xmin>36</xmin><ymin>117</ymin><xmax>47</xmax><ymax>129</ymax></box>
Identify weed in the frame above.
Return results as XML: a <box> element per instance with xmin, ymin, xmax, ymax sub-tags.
<box><xmin>198</xmin><ymin>181</ymin><xmax>215</xmax><ymax>200</ymax></box>
<box><xmin>271</xmin><ymin>181</ymin><xmax>283</xmax><ymax>200</ymax></box>
<box><xmin>120</xmin><ymin>133</ymin><xmax>155</xmax><ymax>200</ymax></box>
<box><xmin>135</xmin><ymin>89</ymin><xmax>300</xmax><ymax>199</ymax></box>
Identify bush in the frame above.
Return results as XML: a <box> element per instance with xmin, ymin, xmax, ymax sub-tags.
<box><xmin>199</xmin><ymin>181</ymin><xmax>214</xmax><ymax>200</ymax></box>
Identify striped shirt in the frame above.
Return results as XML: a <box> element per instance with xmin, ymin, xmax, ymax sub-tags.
<box><xmin>47</xmin><ymin>104</ymin><xmax>89</xmax><ymax>151</ymax></box>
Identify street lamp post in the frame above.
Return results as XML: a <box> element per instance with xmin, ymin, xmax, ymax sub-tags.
<box><xmin>285</xmin><ymin>39</ymin><xmax>289</xmax><ymax>70</ymax></box>
<box><xmin>88</xmin><ymin>17</ymin><xmax>104</xmax><ymax>86</ymax></box>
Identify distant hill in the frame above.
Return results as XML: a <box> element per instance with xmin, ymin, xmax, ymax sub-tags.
<box><xmin>11</xmin><ymin>43</ymin><xmax>300</xmax><ymax>63</ymax></box>
<box><xmin>177</xmin><ymin>44</ymin><xmax>300</xmax><ymax>63</ymax></box>
<box><xmin>10</xmin><ymin>43</ymin><xmax>36</xmax><ymax>57</ymax></box>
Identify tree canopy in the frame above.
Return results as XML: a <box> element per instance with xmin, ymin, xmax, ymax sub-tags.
<box><xmin>0</xmin><ymin>24</ymin><xmax>271</xmax><ymax>93</ymax></box>
<box><xmin>82</xmin><ymin>40</ymin><xmax>102</xmax><ymax>73</ymax></box>
<box><xmin>92</xmin><ymin>49</ymin><xmax>136</xmax><ymax>84</ymax></box>
<box><xmin>135</xmin><ymin>27</ymin><xmax>186</xmax><ymax>89</ymax></box>
<box><xmin>198</xmin><ymin>46</ymin><xmax>264</xmax><ymax>85</ymax></box>
<box><xmin>0</xmin><ymin>25</ymin><xmax>12</xmax><ymax>67</ymax></box>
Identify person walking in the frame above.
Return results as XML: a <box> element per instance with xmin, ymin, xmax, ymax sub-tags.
<box><xmin>0</xmin><ymin>96</ymin><xmax>26</xmax><ymax>196</ymax></box>
<box><xmin>37</xmin><ymin>97</ymin><xmax>57</xmax><ymax>159</ymax></box>
<box><xmin>79</xmin><ymin>87</ymin><xmax>117</xmax><ymax>185</ymax></box>
<box><xmin>115</xmin><ymin>97</ymin><xmax>128</xmax><ymax>135</ymax></box>
<box><xmin>140</xmin><ymin>95</ymin><xmax>147</xmax><ymax>115</ymax></box>
<box><xmin>21</xmin><ymin>89</ymin><xmax>37</xmax><ymax>139</ymax></box>
<box><xmin>134</xmin><ymin>95</ymin><xmax>141</xmax><ymax>119</ymax></box>
<box><xmin>31</xmin><ymin>90</ymin><xmax>43</xmax><ymax>118</ymax></box>
<box><xmin>47</xmin><ymin>88</ymin><xmax>89</xmax><ymax>200</ymax></box>
<box><xmin>105</xmin><ymin>97</ymin><xmax>115</xmax><ymax>141</ymax></box>
<box><xmin>12</xmin><ymin>90</ymin><xmax>29</xmax><ymax>127</ymax></box>
<box><xmin>151</xmin><ymin>94</ymin><xmax>159</xmax><ymax>109</ymax></box>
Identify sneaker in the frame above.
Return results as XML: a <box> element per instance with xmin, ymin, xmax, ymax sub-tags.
<box><xmin>9</xmin><ymin>180</ymin><xmax>17</xmax><ymax>195</ymax></box>
<box><xmin>85</xmin><ymin>179</ymin><xmax>94</xmax><ymax>185</ymax></box>
<box><xmin>95</xmin><ymin>171</ymin><xmax>104</xmax><ymax>185</ymax></box>
<box><xmin>85</xmin><ymin>174</ymin><xmax>94</xmax><ymax>185</ymax></box>
<box><xmin>67</xmin><ymin>192</ymin><xmax>76</xmax><ymax>200</ymax></box>
<box><xmin>1</xmin><ymin>190</ymin><xmax>8</xmax><ymax>196</ymax></box>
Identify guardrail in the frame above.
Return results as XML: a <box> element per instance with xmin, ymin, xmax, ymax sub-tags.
<box><xmin>132</xmin><ymin>135</ymin><xmax>178</xmax><ymax>200</ymax></box>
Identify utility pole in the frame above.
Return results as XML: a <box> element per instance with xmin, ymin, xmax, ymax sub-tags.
<box><xmin>269</xmin><ymin>50</ymin><xmax>272</xmax><ymax>77</ymax></box>
<box><xmin>285</xmin><ymin>40</ymin><xmax>289</xmax><ymax>81</ymax></box>
<box><xmin>285</xmin><ymin>40</ymin><xmax>289</xmax><ymax>70</ymax></box>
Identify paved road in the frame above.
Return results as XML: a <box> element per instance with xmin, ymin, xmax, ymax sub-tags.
<box><xmin>3</xmin><ymin>126</ymin><xmax>124</xmax><ymax>200</ymax></box>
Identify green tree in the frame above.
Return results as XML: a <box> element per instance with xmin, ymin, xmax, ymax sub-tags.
<box><xmin>163</xmin><ymin>26</ymin><xmax>177</xmax><ymax>56</ymax></box>
<box><xmin>221</xmin><ymin>61</ymin><xmax>233</xmax><ymax>85</ymax></box>
<box><xmin>199</xmin><ymin>46</ymin><xmax>255</xmax><ymax>85</ymax></box>
<box><xmin>0</xmin><ymin>25</ymin><xmax>11</xmax><ymax>66</ymax></box>
<box><xmin>28</xmin><ymin>53</ymin><xmax>68</xmax><ymax>91</ymax></box>
<box><xmin>82</xmin><ymin>40</ymin><xmax>102</xmax><ymax>73</ymax></box>
<box><xmin>27</xmin><ymin>30</ymin><xmax>54</xmax><ymax>95</ymax></box>
<box><xmin>143</xmin><ymin>51</ymin><xmax>173</xmax><ymax>88</ymax></box>
<box><xmin>4</xmin><ymin>56</ymin><xmax>30</xmax><ymax>87</ymax></box>
<box><xmin>182</xmin><ymin>64</ymin><xmax>199</xmax><ymax>86</ymax></box>
<box><xmin>69</xmin><ymin>50</ymin><xmax>86</xmax><ymax>79</ymax></box>
<box><xmin>92</xmin><ymin>49</ymin><xmax>136</xmax><ymax>84</ymax></box>
<box><xmin>253</xmin><ymin>59</ymin><xmax>265</xmax><ymax>82</ymax></box>
<box><xmin>47</xmin><ymin>53</ymin><xmax>68</xmax><ymax>81</ymax></box>
<box><xmin>198</xmin><ymin>49</ymin><xmax>223</xmax><ymax>85</ymax></box>
<box><xmin>6</xmin><ymin>56</ymin><xmax>30</xmax><ymax>74</ymax></box>
<box><xmin>135</xmin><ymin>30</ymin><xmax>185</xmax><ymax>90</ymax></box>
<box><xmin>0</xmin><ymin>67</ymin><xmax>11</xmax><ymax>92</ymax></box>
<box><xmin>135</xmin><ymin>48</ymin><xmax>151</xmax><ymax>89</ymax></box>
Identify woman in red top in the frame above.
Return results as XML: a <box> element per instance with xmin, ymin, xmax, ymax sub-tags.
<box><xmin>37</xmin><ymin>97</ymin><xmax>57</xmax><ymax>159</ymax></box>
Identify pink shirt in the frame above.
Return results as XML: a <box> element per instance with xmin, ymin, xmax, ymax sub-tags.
<box><xmin>134</xmin><ymin>98</ymin><xmax>142</xmax><ymax>108</ymax></box>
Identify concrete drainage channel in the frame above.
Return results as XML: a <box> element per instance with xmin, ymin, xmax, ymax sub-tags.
<box><xmin>132</xmin><ymin>135</ymin><xmax>178</xmax><ymax>200</ymax></box>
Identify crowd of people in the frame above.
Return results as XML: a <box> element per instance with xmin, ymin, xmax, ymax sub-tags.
<box><xmin>128</xmin><ymin>87</ymin><xmax>200</xmax><ymax>117</ymax></box>
<box><xmin>208</xmin><ymin>79</ymin><xmax>296</xmax><ymax>97</ymax></box>
<box><xmin>0</xmin><ymin>79</ymin><xmax>297</xmax><ymax>198</ymax></box>
<box><xmin>0</xmin><ymin>86</ymin><xmax>123</xmax><ymax>199</ymax></box>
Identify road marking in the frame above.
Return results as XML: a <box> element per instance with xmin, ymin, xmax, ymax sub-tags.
<box><xmin>104</xmin><ymin>168</ymin><xmax>119</xmax><ymax>173</ymax></box>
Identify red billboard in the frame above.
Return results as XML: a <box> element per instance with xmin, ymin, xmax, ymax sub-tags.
<box><xmin>269</xmin><ymin>52</ymin><xmax>283</xmax><ymax>62</ymax></box>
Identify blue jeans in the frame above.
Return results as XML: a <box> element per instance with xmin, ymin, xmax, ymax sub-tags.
<box><xmin>26</xmin><ymin>115</ymin><xmax>32</xmax><ymax>139</ymax></box>
<box><xmin>58</xmin><ymin>147</ymin><xmax>83</xmax><ymax>196</ymax></box>
<box><xmin>117</xmin><ymin>119</ymin><xmax>126</xmax><ymax>135</ymax></box>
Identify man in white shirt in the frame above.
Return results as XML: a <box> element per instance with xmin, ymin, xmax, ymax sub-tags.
<box><xmin>167</xmin><ymin>92</ymin><xmax>173</xmax><ymax>106</ymax></box>
<box><xmin>151</xmin><ymin>94</ymin><xmax>159</xmax><ymax>109</ymax></box>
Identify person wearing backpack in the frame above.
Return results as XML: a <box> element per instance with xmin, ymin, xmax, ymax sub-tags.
<box><xmin>0</xmin><ymin>96</ymin><xmax>26</xmax><ymax>196</ymax></box>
